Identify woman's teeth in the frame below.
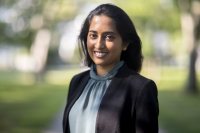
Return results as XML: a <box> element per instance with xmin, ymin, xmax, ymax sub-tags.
<box><xmin>94</xmin><ymin>51</ymin><xmax>107</xmax><ymax>57</ymax></box>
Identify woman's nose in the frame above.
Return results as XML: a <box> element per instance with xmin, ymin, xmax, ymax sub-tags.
<box><xmin>95</xmin><ymin>37</ymin><xmax>105</xmax><ymax>49</ymax></box>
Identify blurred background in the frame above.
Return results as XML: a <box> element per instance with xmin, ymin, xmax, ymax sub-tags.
<box><xmin>0</xmin><ymin>0</ymin><xmax>199</xmax><ymax>133</ymax></box>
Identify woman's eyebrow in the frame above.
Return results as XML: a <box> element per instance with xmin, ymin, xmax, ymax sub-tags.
<box><xmin>88</xmin><ymin>30</ymin><xmax>97</xmax><ymax>33</ymax></box>
<box><xmin>103</xmin><ymin>31</ymin><xmax>116</xmax><ymax>35</ymax></box>
<box><xmin>88</xmin><ymin>30</ymin><xmax>116</xmax><ymax>35</ymax></box>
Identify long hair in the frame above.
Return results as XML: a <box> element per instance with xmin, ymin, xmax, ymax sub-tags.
<box><xmin>78</xmin><ymin>3</ymin><xmax>143</xmax><ymax>72</ymax></box>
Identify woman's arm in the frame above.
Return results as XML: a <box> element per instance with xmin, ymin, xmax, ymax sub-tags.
<box><xmin>135</xmin><ymin>80</ymin><xmax>159</xmax><ymax>133</ymax></box>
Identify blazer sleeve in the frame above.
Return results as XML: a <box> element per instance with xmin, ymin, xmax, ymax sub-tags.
<box><xmin>135</xmin><ymin>80</ymin><xmax>159</xmax><ymax>133</ymax></box>
<box><xmin>63</xmin><ymin>70</ymin><xmax>90</xmax><ymax>133</ymax></box>
<box><xmin>66</xmin><ymin>75</ymin><xmax>77</xmax><ymax>102</ymax></box>
<box><xmin>62</xmin><ymin>75</ymin><xmax>77</xmax><ymax>133</ymax></box>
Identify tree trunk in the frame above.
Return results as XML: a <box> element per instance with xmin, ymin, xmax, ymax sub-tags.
<box><xmin>178</xmin><ymin>0</ymin><xmax>200</xmax><ymax>93</ymax></box>
<box><xmin>30</xmin><ymin>29</ymin><xmax>51</xmax><ymax>83</ymax></box>
<box><xmin>187</xmin><ymin>47</ymin><xmax>198</xmax><ymax>93</ymax></box>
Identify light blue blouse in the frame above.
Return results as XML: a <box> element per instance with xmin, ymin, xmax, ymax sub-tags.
<box><xmin>69</xmin><ymin>61</ymin><xmax>124</xmax><ymax>133</ymax></box>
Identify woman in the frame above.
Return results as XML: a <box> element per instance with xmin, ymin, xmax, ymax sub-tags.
<box><xmin>63</xmin><ymin>3</ymin><xmax>159</xmax><ymax>133</ymax></box>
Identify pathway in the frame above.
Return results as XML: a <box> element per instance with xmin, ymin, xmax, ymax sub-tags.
<box><xmin>43</xmin><ymin>107</ymin><xmax>64</xmax><ymax>133</ymax></box>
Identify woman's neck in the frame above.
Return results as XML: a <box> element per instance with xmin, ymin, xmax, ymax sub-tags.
<box><xmin>96</xmin><ymin>65</ymin><xmax>112</xmax><ymax>76</ymax></box>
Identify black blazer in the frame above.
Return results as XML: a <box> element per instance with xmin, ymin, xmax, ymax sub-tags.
<box><xmin>63</xmin><ymin>64</ymin><xmax>159</xmax><ymax>133</ymax></box>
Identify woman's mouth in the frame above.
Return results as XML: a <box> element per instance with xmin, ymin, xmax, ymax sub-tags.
<box><xmin>94</xmin><ymin>51</ymin><xmax>108</xmax><ymax>58</ymax></box>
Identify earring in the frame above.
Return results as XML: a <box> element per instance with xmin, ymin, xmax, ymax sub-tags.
<box><xmin>123</xmin><ymin>47</ymin><xmax>127</xmax><ymax>51</ymax></box>
<box><xmin>123</xmin><ymin>43</ymin><xmax>129</xmax><ymax>51</ymax></box>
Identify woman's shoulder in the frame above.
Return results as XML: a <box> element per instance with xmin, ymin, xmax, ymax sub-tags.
<box><xmin>120</xmin><ymin>65</ymin><xmax>152</xmax><ymax>81</ymax></box>
<box><xmin>119</xmin><ymin>65</ymin><xmax>156</xmax><ymax>88</ymax></box>
<box><xmin>68</xmin><ymin>68</ymin><xmax>90</xmax><ymax>93</ymax></box>
<box><xmin>119</xmin><ymin>66</ymin><xmax>158</xmax><ymax>100</ymax></box>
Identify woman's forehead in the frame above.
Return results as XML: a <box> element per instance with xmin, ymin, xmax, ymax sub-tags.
<box><xmin>89</xmin><ymin>15</ymin><xmax>117</xmax><ymax>31</ymax></box>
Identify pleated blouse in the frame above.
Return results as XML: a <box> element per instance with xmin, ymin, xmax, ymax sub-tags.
<box><xmin>68</xmin><ymin>61</ymin><xmax>124</xmax><ymax>133</ymax></box>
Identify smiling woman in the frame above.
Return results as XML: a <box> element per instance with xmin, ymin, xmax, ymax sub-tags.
<box><xmin>87</xmin><ymin>15</ymin><xmax>128</xmax><ymax>76</ymax></box>
<box><xmin>63</xmin><ymin>3</ymin><xmax>159</xmax><ymax>133</ymax></box>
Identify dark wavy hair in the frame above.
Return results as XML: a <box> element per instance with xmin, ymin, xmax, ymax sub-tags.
<box><xmin>78</xmin><ymin>3</ymin><xmax>143</xmax><ymax>72</ymax></box>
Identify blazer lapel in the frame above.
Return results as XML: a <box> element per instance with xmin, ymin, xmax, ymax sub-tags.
<box><xmin>66</xmin><ymin>73</ymin><xmax>90</xmax><ymax>116</ymax></box>
<box><xmin>95</xmin><ymin>65</ymin><xmax>131</xmax><ymax>133</ymax></box>
<box><xmin>64</xmin><ymin>72</ymin><xmax>90</xmax><ymax>133</ymax></box>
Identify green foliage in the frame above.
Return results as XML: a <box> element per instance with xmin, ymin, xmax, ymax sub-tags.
<box><xmin>114</xmin><ymin>0</ymin><xmax>181</xmax><ymax>32</ymax></box>
<box><xmin>0</xmin><ymin>0</ymin><xmax>78</xmax><ymax>48</ymax></box>
<box><xmin>0</xmin><ymin>0</ymin><xmax>15</xmax><ymax>6</ymax></box>
<box><xmin>0</xmin><ymin>0</ymin><xmax>184</xmax><ymax>62</ymax></box>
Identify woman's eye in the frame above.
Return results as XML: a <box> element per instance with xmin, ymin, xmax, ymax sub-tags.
<box><xmin>105</xmin><ymin>35</ymin><xmax>114</xmax><ymax>41</ymax></box>
<box><xmin>89</xmin><ymin>34</ymin><xmax>97</xmax><ymax>39</ymax></box>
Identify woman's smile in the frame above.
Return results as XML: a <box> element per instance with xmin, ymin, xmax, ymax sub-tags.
<box><xmin>93</xmin><ymin>51</ymin><xmax>108</xmax><ymax>58</ymax></box>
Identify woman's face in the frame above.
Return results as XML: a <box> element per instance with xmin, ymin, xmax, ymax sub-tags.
<box><xmin>87</xmin><ymin>15</ymin><xmax>127</xmax><ymax>73</ymax></box>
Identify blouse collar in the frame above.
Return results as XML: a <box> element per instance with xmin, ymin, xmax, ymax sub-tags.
<box><xmin>90</xmin><ymin>61</ymin><xmax>124</xmax><ymax>81</ymax></box>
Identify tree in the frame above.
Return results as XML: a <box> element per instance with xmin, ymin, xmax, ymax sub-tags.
<box><xmin>117</xmin><ymin>0</ymin><xmax>200</xmax><ymax>93</ymax></box>
<box><xmin>0</xmin><ymin>0</ymin><xmax>78</xmax><ymax>82</ymax></box>
<box><xmin>177</xmin><ymin>0</ymin><xmax>200</xmax><ymax>93</ymax></box>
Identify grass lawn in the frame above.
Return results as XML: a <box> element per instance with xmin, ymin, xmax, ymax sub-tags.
<box><xmin>159</xmin><ymin>90</ymin><xmax>200</xmax><ymax>133</ymax></box>
<box><xmin>0</xmin><ymin>66</ymin><xmax>199</xmax><ymax>133</ymax></box>
<box><xmin>0</xmin><ymin>68</ymin><xmax>80</xmax><ymax>133</ymax></box>
<box><xmin>143</xmin><ymin>66</ymin><xmax>200</xmax><ymax>133</ymax></box>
